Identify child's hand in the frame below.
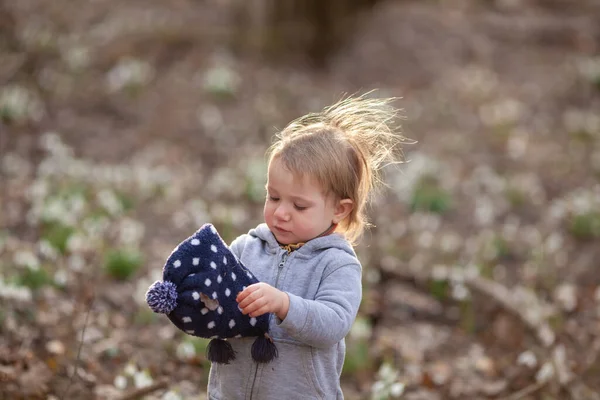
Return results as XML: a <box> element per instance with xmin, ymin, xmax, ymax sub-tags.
<box><xmin>236</xmin><ymin>283</ymin><xmax>290</xmax><ymax>320</ymax></box>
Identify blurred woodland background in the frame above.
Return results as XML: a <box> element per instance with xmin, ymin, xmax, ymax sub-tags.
<box><xmin>2</xmin><ymin>0</ymin><xmax>600</xmax><ymax>399</ymax></box>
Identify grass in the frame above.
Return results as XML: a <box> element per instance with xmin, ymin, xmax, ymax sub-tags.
<box><xmin>569</xmin><ymin>212</ymin><xmax>600</xmax><ymax>240</ymax></box>
<box><xmin>410</xmin><ymin>177</ymin><xmax>453</xmax><ymax>214</ymax></box>
<box><xmin>42</xmin><ymin>221</ymin><xmax>75</xmax><ymax>254</ymax></box>
<box><xmin>104</xmin><ymin>248</ymin><xmax>144</xmax><ymax>280</ymax></box>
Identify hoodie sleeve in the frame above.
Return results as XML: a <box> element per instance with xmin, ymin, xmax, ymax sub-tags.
<box><xmin>276</xmin><ymin>262</ymin><xmax>362</xmax><ymax>348</ymax></box>
<box><xmin>229</xmin><ymin>233</ymin><xmax>249</xmax><ymax>260</ymax></box>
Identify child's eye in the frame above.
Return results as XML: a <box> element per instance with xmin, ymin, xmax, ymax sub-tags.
<box><xmin>294</xmin><ymin>204</ymin><xmax>307</xmax><ymax>211</ymax></box>
<box><xmin>268</xmin><ymin>196</ymin><xmax>280</xmax><ymax>201</ymax></box>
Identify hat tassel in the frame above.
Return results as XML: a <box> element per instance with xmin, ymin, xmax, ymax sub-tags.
<box><xmin>206</xmin><ymin>339</ymin><xmax>236</xmax><ymax>364</ymax></box>
<box><xmin>251</xmin><ymin>333</ymin><xmax>278</xmax><ymax>363</ymax></box>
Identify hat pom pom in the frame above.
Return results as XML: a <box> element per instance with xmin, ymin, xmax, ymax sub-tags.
<box><xmin>207</xmin><ymin>339</ymin><xmax>236</xmax><ymax>364</ymax></box>
<box><xmin>146</xmin><ymin>280</ymin><xmax>178</xmax><ymax>314</ymax></box>
<box><xmin>251</xmin><ymin>333</ymin><xmax>278</xmax><ymax>363</ymax></box>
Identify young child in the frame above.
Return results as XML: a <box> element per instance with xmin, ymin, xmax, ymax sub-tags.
<box><xmin>208</xmin><ymin>94</ymin><xmax>405</xmax><ymax>400</ymax></box>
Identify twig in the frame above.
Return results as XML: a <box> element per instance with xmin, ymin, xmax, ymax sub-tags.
<box><xmin>464</xmin><ymin>275</ymin><xmax>555</xmax><ymax>348</ymax></box>
<box><xmin>117</xmin><ymin>377</ymin><xmax>169</xmax><ymax>400</ymax></box>
<box><xmin>499</xmin><ymin>381</ymin><xmax>546</xmax><ymax>400</ymax></box>
<box><xmin>60</xmin><ymin>295</ymin><xmax>94</xmax><ymax>400</ymax></box>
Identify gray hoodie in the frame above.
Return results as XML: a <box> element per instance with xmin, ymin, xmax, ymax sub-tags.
<box><xmin>207</xmin><ymin>223</ymin><xmax>363</xmax><ymax>400</ymax></box>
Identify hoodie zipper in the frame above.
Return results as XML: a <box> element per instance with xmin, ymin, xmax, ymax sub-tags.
<box><xmin>275</xmin><ymin>251</ymin><xmax>288</xmax><ymax>289</ymax></box>
<box><xmin>249</xmin><ymin>251</ymin><xmax>288</xmax><ymax>400</ymax></box>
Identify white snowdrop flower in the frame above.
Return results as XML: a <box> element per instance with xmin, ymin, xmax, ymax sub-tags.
<box><xmin>577</xmin><ymin>57</ymin><xmax>600</xmax><ymax>83</ymax></box>
<box><xmin>118</xmin><ymin>218</ymin><xmax>145</xmax><ymax>246</ymax></box>
<box><xmin>97</xmin><ymin>189</ymin><xmax>123</xmax><ymax>216</ymax></box>
<box><xmin>0</xmin><ymin>278</ymin><xmax>32</xmax><ymax>302</ymax></box>
<box><xmin>440</xmin><ymin>232</ymin><xmax>461</xmax><ymax>253</ymax></box>
<box><xmin>451</xmin><ymin>282</ymin><xmax>470</xmax><ymax>301</ymax></box>
<box><xmin>54</xmin><ymin>269</ymin><xmax>68</xmax><ymax>286</ymax></box>
<box><xmin>133</xmin><ymin>370</ymin><xmax>153</xmax><ymax>388</ymax></box>
<box><xmin>349</xmin><ymin>317</ymin><xmax>372</xmax><ymax>340</ymax></box>
<box><xmin>1</xmin><ymin>152</ymin><xmax>32</xmax><ymax>178</ymax></box>
<box><xmin>521</xmin><ymin>226</ymin><xmax>542</xmax><ymax>247</ymax></box>
<box><xmin>475</xmin><ymin>196</ymin><xmax>495</xmax><ymax>226</ymax></box>
<box><xmin>544</xmin><ymin>232</ymin><xmax>563</xmax><ymax>254</ymax></box>
<box><xmin>479</xmin><ymin>98</ymin><xmax>524</xmax><ymax>127</ymax></box>
<box><xmin>63</xmin><ymin>45</ymin><xmax>90</xmax><ymax>71</ymax></box>
<box><xmin>68</xmin><ymin>254</ymin><xmax>85</xmax><ymax>272</ymax></box>
<box><xmin>0</xmin><ymin>84</ymin><xmax>45</xmax><ymax>123</ymax></box>
<box><xmin>371</xmin><ymin>381</ymin><xmax>385</xmax><ymax>395</ymax></box>
<box><xmin>14</xmin><ymin>250</ymin><xmax>40</xmax><ymax>270</ymax></box>
<box><xmin>67</xmin><ymin>234</ymin><xmax>88</xmax><ymax>253</ymax></box>
<box><xmin>417</xmin><ymin>231</ymin><xmax>434</xmax><ymax>249</ymax></box>
<box><xmin>517</xmin><ymin>350</ymin><xmax>538</xmax><ymax>368</ymax></box>
<box><xmin>106</xmin><ymin>57</ymin><xmax>154</xmax><ymax>93</ymax></box>
<box><xmin>390</xmin><ymin>382</ymin><xmax>406</xmax><ymax>397</ymax></box>
<box><xmin>535</xmin><ymin>362</ymin><xmax>555</xmax><ymax>383</ymax></box>
<box><xmin>38</xmin><ymin>239</ymin><xmax>58</xmax><ymax>260</ymax></box>
<box><xmin>554</xmin><ymin>283</ymin><xmax>577</xmax><ymax>312</ymax></box>
<box><xmin>124</xmin><ymin>363</ymin><xmax>138</xmax><ymax>376</ymax></box>
<box><xmin>162</xmin><ymin>391</ymin><xmax>184</xmax><ymax>400</ymax></box>
<box><xmin>113</xmin><ymin>375</ymin><xmax>128</xmax><ymax>390</ymax></box>
<box><xmin>431</xmin><ymin>265</ymin><xmax>448</xmax><ymax>281</ymax></box>
<box><xmin>175</xmin><ymin>342</ymin><xmax>196</xmax><ymax>361</ymax></box>
<box><xmin>202</xmin><ymin>65</ymin><xmax>241</xmax><ymax>96</ymax></box>
<box><xmin>197</xmin><ymin>104</ymin><xmax>223</xmax><ymax>132</ymax></box>
<box><xmin>507</xmin><ymin>128</ymin><xmax>529</xmax><ymax>159</ymax></box>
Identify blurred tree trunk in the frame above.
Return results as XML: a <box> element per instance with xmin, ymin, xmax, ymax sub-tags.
<box><xmin>231</xmin><ymin>0</ymin><xmax>382</xmax><ymax>68</ymax></box>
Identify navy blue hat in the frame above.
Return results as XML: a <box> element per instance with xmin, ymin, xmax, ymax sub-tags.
<box><xmin>146</xmin><ymin>223</ymin><xmax>277</xmax><ymax>364</ymax></box>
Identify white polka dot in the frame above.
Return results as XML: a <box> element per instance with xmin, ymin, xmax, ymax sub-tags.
<box><xmin>192</xmin><ymin>292</ymin><xmax>200</xmax><ymax>300</ymax></box>
<box><xmin>231</xmin><ymin>272</ymin><xmax>236</xmax><ymax>281</ymax></box>
<box><xmin>186</xmin><ymin>330</ymin><xmax>194</xmax><ymax>334</ymax></box>
<box><xmin>189</xmin><ymin>273</ymin><xmax>195</xmax><ymax>277</ymax></box>
<box><xmin>191</xmin><ymin>238</ymin><xmax>200</xmax><ymax>245</ymax></box>
<box><xmin>229</xmin><ymin>319</ymin><xmax>236</xmax><ymax>329</ymax></box>
<box><xmin>235</xmin><ymin>334</ymin><xmax>242</xmax><ymax>338</ymax></box>
<box><xmin>212</xmin><ymin>292</ymin><xmax>217</xmax><ymax>299</ymax></box>
<box><xmin>217</xmin><ymin>306</ymin><xmax>223</xmax><ymax>315</ymax></box>
<box><xmin>217</xmin><ymin>275</ymin><xmax>222</xmax><ymax>284</ymax></box>
<box><xmin>249</xmin><ymin>318</ymin><xmax>257</xmax><ymax>326</ymax></box>
<box><xmin>225</xmin><ymin>288</ymin><xmax>231</xmax><ymax>297</ymax></box>
<box><xmin>223</xmin><ymin>256</ymin><xmax>227</xmax><ymax>265</ymax></box>
<box><xmin>207</xmin><ymin>321</ymin><xmax>215</xmax><ymax>329</ymax></box>
<box><xmin>173</xmin><ymin>260</ymin><xmax>181</xmax><ymax>268</ymax></box>
<box><xmin>210</xmin><ymin>335</ymin><xmax>218</xmax><ymax>339</ymax></box>
<box><xmin>193</xmin><ymin>258</ymin><xmax>199</xmax><ymax>266</ymax></box>
<box><xmin>242</xmin><ymin>286</ymin><xmax>246</xmax><ymax>291</ymax></box>
<box><xmin>210</xmin><ymin>225</ymin><xmax>217</xmax><ymax>234</ymax></box>
<box><xmin>201</xmin><ymin>308</ymin><xmax>209</xmax><ymax>315</ymax></box>
<box><xmin>182</xmin><ymin>316</ymin><xmax>192</xmax><ymax>323</ymax></box>
<box><xmin>246</xmin><ymin>271</ymin><xmax>253</xmax><ymax>278</ymax></box>
<box><xmin>237</xmin><ymin>305</ymin><xmax>243</xmax><ymax>312</ymax></box>
<box><xmin>205</xmin><ymin>278</ymin><xmax>211</xmax><ymax>286</ymax></box>
<box><xmin>211</xmin><ymin>245</ymin><xmax>217</xmax><ymax>253</ymax></box>
<box><xmin>210</xmin><ymin>261</ymin><xmax>217</xmax><ymax>269</ymax></box>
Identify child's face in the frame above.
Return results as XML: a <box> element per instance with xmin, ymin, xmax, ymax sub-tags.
<box><xmin>264</xmin><ymin>158</ymin><xmax>340</xmax><ymax>245</ymax></box>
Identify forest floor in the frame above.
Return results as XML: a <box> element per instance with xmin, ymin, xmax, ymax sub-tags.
<box><xmin>2</xmin><ymin>0</ymin><xmax>600</xmax><ymax>399</ymax></box>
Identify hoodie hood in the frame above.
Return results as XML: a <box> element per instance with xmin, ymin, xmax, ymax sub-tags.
<box><xmin>249</xmin><ymin>223</ymin><xmax>356</xmax><ymax>258</ymax></box>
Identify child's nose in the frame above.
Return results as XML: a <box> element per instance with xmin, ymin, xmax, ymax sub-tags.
<box><xmin>274</xmin><ymin>204</ymin><xmax>290</xmax><ymax>221</ymax></box>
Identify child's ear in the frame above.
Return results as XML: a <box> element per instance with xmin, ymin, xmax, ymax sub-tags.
<box><xmin>332</xmin><ymin>199</ymin><xmax>353</xmax><ymax>224</ymax></box>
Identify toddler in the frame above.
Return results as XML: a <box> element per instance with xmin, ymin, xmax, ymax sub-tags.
<box><xmin>209</xmin><ymin>94</ymin><xmax>405</xmax><ymax>400</ymax></box>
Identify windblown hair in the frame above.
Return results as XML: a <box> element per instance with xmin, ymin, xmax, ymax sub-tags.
<box><xmin>267</xmin><ymin>93</ymin><xmax>406</xmax><ymax>243</ymax></box>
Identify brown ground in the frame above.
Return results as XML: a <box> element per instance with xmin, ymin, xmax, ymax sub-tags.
<box><xmin>2</xmin><ymin>0</ymin><xmax>600</xmax><ymax>399</ymax></box>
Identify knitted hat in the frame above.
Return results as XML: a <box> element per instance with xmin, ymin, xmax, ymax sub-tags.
<box><xmin>145</xmin><ymin>223</ymin><xmax>277</xmax><ymax>364</ymax></box>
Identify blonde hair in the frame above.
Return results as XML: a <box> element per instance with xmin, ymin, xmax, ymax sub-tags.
<box><xmin>267</xmin><ymin>93</ymin><xmax>406</xmax><ymax>243</ymax></box>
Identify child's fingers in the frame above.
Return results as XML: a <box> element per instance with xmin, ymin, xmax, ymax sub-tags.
<box><xmin>238</xmin><ymin>288</ymin><xmax>265</xmax><ymax>311</ymax></box>
<box><xmin>240</xmin><ymin>296</ymin><xmax>266</xmax><ymax>315</ymax></box>
<box><xmin>249</xmin><ymin>304</ymin><xmax>271</xmax><ymax>318</ymax></box>
<box><xmin>236</xmin><ymin>283</ymin><xmax>261</xmax><ymax>303</ymax></box>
